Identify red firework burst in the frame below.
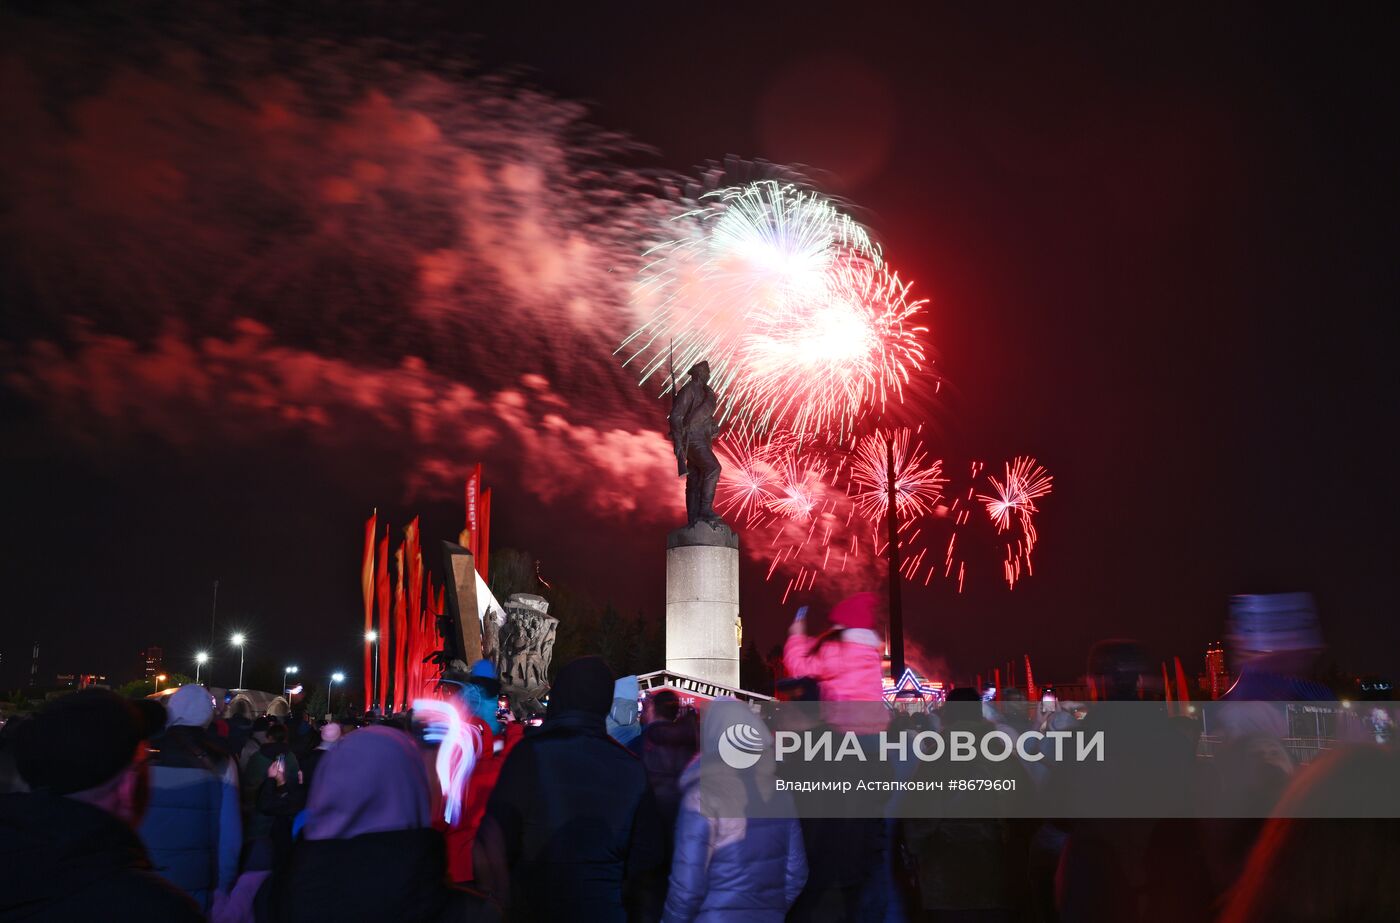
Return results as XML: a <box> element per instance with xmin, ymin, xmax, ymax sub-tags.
<box><xmin>849</xmin><ymin>428</ymin><xmax>947</xmax><ymax>521</ymax></box>
<box><xmin>977</xmin><ymin>457</ymin><xmax>1053</xmax><ymax>588</ymax></box>
<box><xmin>977</xmin><ymin>457</ymin><xmax>1053</xmax><ymax>532</ymax></box>
<box><xmin>714</xmin><ymin>436</ymin><xmax>778</xmax><ymax>525</ymax></box>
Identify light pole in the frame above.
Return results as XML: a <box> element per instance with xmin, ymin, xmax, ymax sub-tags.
<box><xmin>195</xmin><ymin>651</ymin><xmax>208</xmax><ymax>685</ymax></box>
<box><xmin>365</xmin><ymin>631</ymin><xmax>379</xmax><ymax>710</ymax></box>
<box><xmin>283</xmin><ymin>665</ymin><xmax>299</xmax><ymax>698</ymax></box>
<box><xmin>328</xmin><ymin>671</ymin><xmax>345</xmax><ymax>717</ymax></box>
<box><xmin>230</xmin><ymin>633</ymin><xmax>246</xmax><ymax>689</ymax></box>
<box><xmin>154</xmin><ymin>673</ymin><xmax>168</xmax><ymax>694</ymax></box>
<box><xmin>885</xmin><ymin>436</ymin><xmax>905</xmax><ymax>680</ymax></box>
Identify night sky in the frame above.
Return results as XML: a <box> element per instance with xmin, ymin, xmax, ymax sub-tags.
<box><xmin>2</xmin><ymin>3</ymin><xmax>1396</xmax><ymax>692</ymax></box>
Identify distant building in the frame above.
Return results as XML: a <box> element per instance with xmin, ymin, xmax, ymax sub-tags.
<box><xmin>1202</xmin><ymin>641</ymin><xmax>1231</xmax><ymax>700</ymax></box>
<box><xmin>141</xmin><ymin>646</ymin><xmax>164</xmax><ymax>682</ymax></box>
<box><xmin>56</xmin><ymin>673</ymin><xmax>109</xmax><ymax>689</ymax></box>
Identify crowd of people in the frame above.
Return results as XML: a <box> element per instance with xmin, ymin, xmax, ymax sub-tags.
<box><xmin>1</xmin><ymin>591</ymin><xmax>1397</xmax><ymax>922</ymax></box>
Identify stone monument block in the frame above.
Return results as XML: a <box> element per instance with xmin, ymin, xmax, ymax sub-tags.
<box><xmin>496</xmin><ymin>593</ymin><xmax>557</xmax><ymax>716</ymax></box>
<box><xmin>666</xmin><ymin>522</ymin><xmax>740</xmax><ymax>688</ymax></box>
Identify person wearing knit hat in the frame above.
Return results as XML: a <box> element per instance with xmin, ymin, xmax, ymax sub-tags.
<box><xmin>782</xmin><ymin>592</ymin><xmax>887</xmax><ymax>734</ymax></box>
<box><xmin>0</xmin><ymin>690</ymin><xmax>202</xmax><ymax>920</ymax></box>
<box><xmin>479</xmin><ymin>656</ymin><xmax>666</xmax><ymax>919</ymax></box>
<box><xmin>1222</xmin><ymin>592</ymin><xmax>1332</xmax><ymax>702</ymax></box>
<box><xmin>138</xmin><ymin>684</ymin><xmax>242</xmax><ymax>910</ymax></box>
<box><xmin>1210</xmin><ymin>594</ymin><xmax>1338</xmax><ymax>901</ymax></box>
<box><xmin>165</xmin><ymin>682</ymin><xmax>215</xmax><ymax>729</ymax></box>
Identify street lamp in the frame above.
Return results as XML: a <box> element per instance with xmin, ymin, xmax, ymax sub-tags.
<box><xmin>154</xmin><ymin>673</ymin><xmax>168</xmax><ymax>694</ymax></box>
<box><xmin>365</xmin><ymin>631</ymin><xmax>379</xmax><ymax>709</ymax></box>
<box><xmin>195</xmin><ymin>651</ymin><xmax>208</xmax><ymax>685</ymax></box>
<box><xmin>283</xmin><ymin>665</ymin><xmax>299</xmax><ymax>698</ymax></box>
<box><xmin>328</xmin><ymin>671</ymin><xmax>345</xmax><ymax>717</ymax></box>
<box><xmin>230</xmin><ymin>633</ymin><xmax>246</xmax><ymax>690</ymax></box>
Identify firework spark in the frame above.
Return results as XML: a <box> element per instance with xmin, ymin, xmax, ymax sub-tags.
<box><xmin>850</xmin><ymin>428</ymin><xmax>947</xmax><ymax>521</ymax></box>
<box><xmin>977</xmin><ymin>457</ymin><xmax>1053</xmax><ymax>588</ymax></box>
<box><xmin>767</xmin><ymin>455</ymin><xmax>828</xmax><ymax>521</ymax></box>
<box><xmin>737</xmin><ymin>261</ymin><xmax>928</xmax><ymax>439</ymax></box>
<box><xmin>619</xmin><ymin>180</ymin><xmax>927</xmax><ymax>441</ymax></box>
<box><xmin>978</xmin><ymin>457</ymin><xmax>1054</xmax><ymax>532</ymax></box>
<box><xmin>714</xmin><ymin>436</ymin><xmax>778</xmax><ymax>524</ymax></box>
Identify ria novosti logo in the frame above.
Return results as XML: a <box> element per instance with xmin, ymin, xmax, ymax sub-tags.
<box><xmin>717</xmin><ymin>723</ymin><xmax>766</xmax><ymax>769</ymax></box>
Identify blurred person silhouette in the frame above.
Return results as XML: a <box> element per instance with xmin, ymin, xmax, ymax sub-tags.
<box><xmin>632</xmin><ymin>689</ymin><xmax>698</xmax><ymax>860</ymax></box>
<box><xmin>897</xmin><ymin>687</ymin><xmax>1034</xmax><ymax>923</ymax></box>
<box><xmin>1217</xmin><ymin>746</ymin><xmax>1400</xmax><ymax>923</ymax></box>
<box><xmin>242</xmin><ymin>721</ymin><xmax>303</xmax><ymax>865</ymax></box>
<box><xmin>663</xmin><ymin>698</ymin><xmax>806</xmax><ymax>922</ymax></box>
<box><xmin>255</xmin><ymin>725</ymin><xmax>496</xmax><ymax>922</ymax></box>
<box><xmin>777</xmin><ymin>677</ymin><xmax>885</xmax><ymax>923</ymax></box>
<box><xmin>476</xmin><ymin>656</ymin><xmax>665</xmax><ymax>921</ymax></box>
<box><xmin>439</xmin><ymin>660</ymin><xmax>523</xmax><ymax>888</ymax></box>
<box><xmin>139</xmin><ymin>683</ymin><xmax>242</xmax><ymax>911</ymax></box>
<box><xmin>782</xmin><ymin>593</ymin><xmax>887</xmax><ymax>734</ymax></box>
<box><xmin>1203</xmin><ymin>593</ymin><xmax>1339</xmax><ymax>901</ymax></box>
<box><xmin>0</xmin><ymin>689</ymin><xmax>202</xmax><ymax>920</ymax></box>
<box><xmin>298</xmin><ymin>718</ymin><xmax>345</xmax><ymax>789</ymax></box>
<box><xmin>1052</xmin><ymin>640</ymin><xmax>1206</xmax><ymax>923</ymax></box>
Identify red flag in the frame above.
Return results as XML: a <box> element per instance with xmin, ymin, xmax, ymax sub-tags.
<box><xmin>393</xmin><ymin>542</ymin><xmax>407</xmax><ymax>710</ymax></box>
<box><xmin>361</xmin><ymin>511</ymin><xmax>377</xmax><ymax>710</ymax></box>
<box><xmin>405</xmin><ymin>518</ymin><xmax>423</xmax><ymax>705</ymax></box>
<box><xmin>1174</xmin><ymin>656</ymin><xmax>1192</xmax><ymax>705</ymax></box>
<box><xmin>478</xmin><ymin>487</ymin><xmax>492</xmax><ymax>581</ymax></box>
<box><xmin>375</xmin><ymin>530</ymin><xmax>390</xmax><ymax>713</ymax></box>
<box><xmin>464</xmin><ymin>465</ymin><xmax>481</xmax><ymax>558</ymax></box>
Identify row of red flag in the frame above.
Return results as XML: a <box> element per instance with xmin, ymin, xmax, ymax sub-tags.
<box><xmin>358</xmin><ymin>464</ymin><xmax>492</xmax><ymax>712</ymax></box>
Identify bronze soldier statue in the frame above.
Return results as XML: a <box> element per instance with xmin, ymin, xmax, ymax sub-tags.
<box><xmin>669</xmin><ymin>360</ymin><xmax>726</xmax><ymax>528</ymax></box>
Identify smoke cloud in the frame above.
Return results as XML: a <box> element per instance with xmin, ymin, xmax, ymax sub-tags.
<box><xmin>1</xmin><ymin>8</ymin><xmax>684</xmax><ymax>520</ymax></box>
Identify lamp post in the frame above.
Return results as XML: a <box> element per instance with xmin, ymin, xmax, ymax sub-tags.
<box><xmin>195</xmin><ymin>651</ymin><xmax>208</xmax><ymax>685</ymax></box>
<box><xmin>283</xmin><ymin>665</ymin><xmax>299</xmax><ymax>698</ymax></box>
<box><xmin>230</xmin><ymin>633</ymin><xmax>246</xmax><ymax>690</ymax></box>
<box><xmin>885</xmin><ymin>437</ymin><xmax>905</xmax><ymax>680</ymax></box>
<box><xmin>365</xmin><ymin>631</ymin><xmax>379</xmax><ymax>710</ymax></box>
<box><xmin>328</xmin><ymin>671</ymin><xmax>345</xmax><ymax>718</ymax></box>
<box><xmin>154</xmin><ymin>673</ymin><xmax>168</xmax><ymax>694</ymax></box>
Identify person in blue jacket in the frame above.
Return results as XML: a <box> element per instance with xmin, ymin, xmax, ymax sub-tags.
<box><xmin>663</xmin><ymin>698</ymin><xmax>807</xmax><ymax>922</ymax></box>
<box><xmin>138</xmin><ymin>683</ymin><xmax>242</xmax><ymax>911</ymax></box>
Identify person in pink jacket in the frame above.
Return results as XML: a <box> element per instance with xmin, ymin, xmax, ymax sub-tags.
<box><xmin>782</xmin><ymin>592</ymin><xmax>887</xmax><ymax>734</ymax></box>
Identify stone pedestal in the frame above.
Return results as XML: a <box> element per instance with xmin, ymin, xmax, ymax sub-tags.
<box><xmin>666</xmin><ymin>522</ymin><xmax>740</xmax><ymax>689</ymax></box>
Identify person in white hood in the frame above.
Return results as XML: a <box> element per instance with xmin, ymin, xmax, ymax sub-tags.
<box><xmin>137</xmin><ymin>685</ymin><xmax>242</xmax><ymax>911</ymax></box>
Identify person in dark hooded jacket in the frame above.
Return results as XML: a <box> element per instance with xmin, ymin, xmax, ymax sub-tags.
<box><xmin>633</xmin><ymin>690</ymin><xmax>698</xmax><ymax>851</ymax></box>
<box><xmin>255</xmin><ymin>724</ymin><xmax>496</xmax><ymax>922</ymax></box>
<box><xmin>477</xmin><ymin>656</ymin><xmax>666</xmax><ymax>922</ymax></box>
<box><xmin>0</xmin><ymin>689</ymin><xmax>202</xmax><ymax>922</ymax></box>
<box><xmin>242</xmin><ymin>722</ymin><xmax>301</xmax><ymax>844</ymax></box>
